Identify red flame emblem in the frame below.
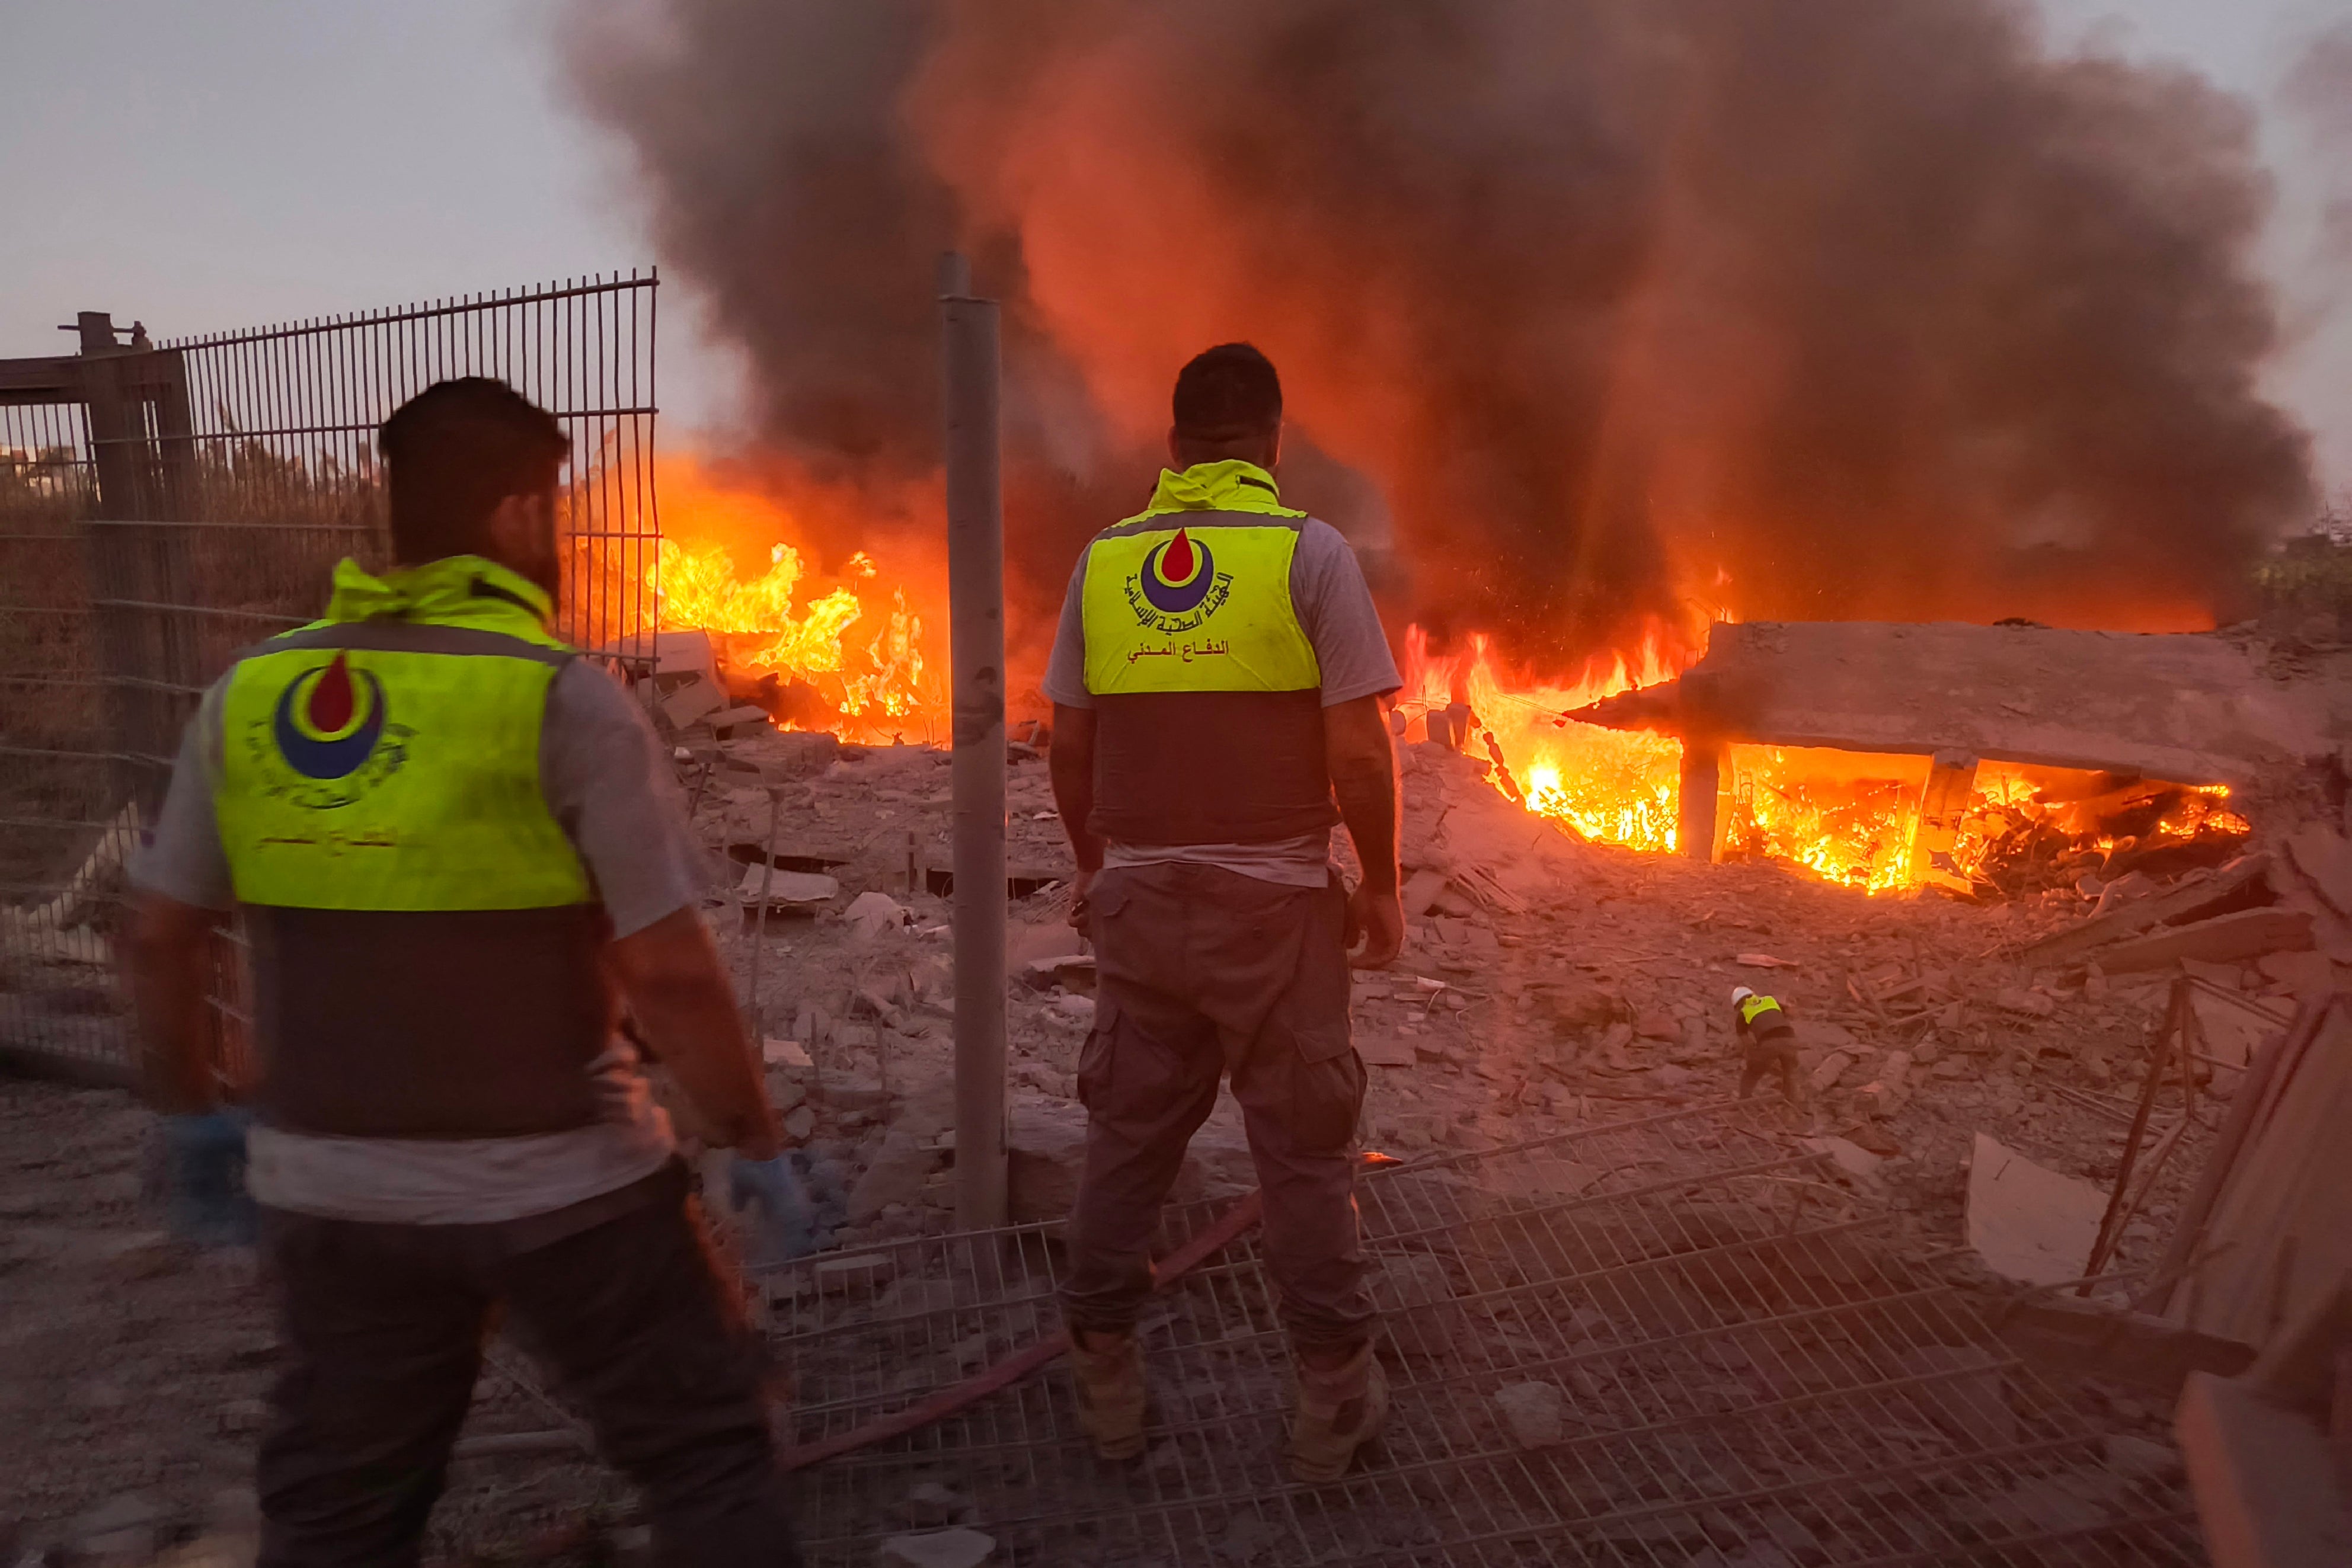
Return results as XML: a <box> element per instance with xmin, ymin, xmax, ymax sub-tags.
<box><xmin>308</xmin><ymin>652</ymin><xmax>356</xmax><ymax>733</ymax></box>
<box><xmin>1161</xmin><ymin>528</ymin><xmax>1196</xmax><ymax>584</ymax></box>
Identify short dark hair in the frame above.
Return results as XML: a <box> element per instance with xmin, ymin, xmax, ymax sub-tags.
<box><xmin>1172</xmin><ymin>343</ymin><xmax>1282</xmax><ymax>441</ymax></box>
<box><xmin>378</xmin><ymin>378</ymin><xmax>568</xmax><ymax>562</ymax></box>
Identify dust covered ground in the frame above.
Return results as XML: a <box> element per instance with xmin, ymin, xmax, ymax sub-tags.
<box><xmin>0</xmin><ymin>733</ymin><xmax>2262</xmax><ymax>1562</ymax></box>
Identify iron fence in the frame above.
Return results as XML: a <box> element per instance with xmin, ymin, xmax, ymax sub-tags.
<box><xmin>0</xmin><ymin>272</ymin><xmax>661</xmax><ymax>1083</ymax></box>
<box><xmin>761</xmin><ymin>1102</ymin><xmax>2204</xmax><ymax>1566</ymax></box>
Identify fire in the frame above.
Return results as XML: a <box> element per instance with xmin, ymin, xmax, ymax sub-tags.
<box><xmin>642</xmin><ymin>458</ymin><xmax>947</xmax><ymax>743</ymax></box>
<box><xmin>1401</xmin><ymin>628</ymin><xmax>2249</xmax><ymax>897</ymax></box>
<box><xmin>1398</xmin><ymin>625</ymin><xmax>1688</xmax><ymax>853</ymax></box>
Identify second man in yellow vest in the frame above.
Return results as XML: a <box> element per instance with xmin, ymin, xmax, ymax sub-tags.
<box><xmin>1044</xmin><ymin>343</ymin><xmax>1405</xmax><ymax>1483</ymax></box>
<box><xmin>126</xmin><ymin>378</ymin><xmax>804</xmax><ymax>1566</ymax></box>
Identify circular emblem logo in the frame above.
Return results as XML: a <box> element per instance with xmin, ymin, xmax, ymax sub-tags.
<box><xmin>270</xmin><ymin>653</ymin><xmax>388</xmax><ymax>780</ymax></box>
<box><xmin>1138</xmin><ymin>527</ymin><xmax>1216</xmax><ymax>615</ymax></box>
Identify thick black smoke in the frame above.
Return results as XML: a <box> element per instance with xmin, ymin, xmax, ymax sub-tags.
<box><xmin>564</xmin><ymin>0</ymin><xmax>2315</xmax><ymax>673</ymax></box>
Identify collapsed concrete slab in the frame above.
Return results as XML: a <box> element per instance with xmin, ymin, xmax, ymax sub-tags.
<box><xmin>1568</xmin><ymin>621</ymin><xmax>2352</xmax><ymax>787</ymax></box>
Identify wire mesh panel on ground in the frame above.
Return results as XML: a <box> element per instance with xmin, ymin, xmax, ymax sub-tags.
<box><xmin>0</xmin><ymin>274</ymin><xmax>660</xmax><ymax>1080</ymax></box>
<box><xmin>762</xmin><ymin>1103</ymin><xmax>2203</xmax><ymax>1566</ymax></box>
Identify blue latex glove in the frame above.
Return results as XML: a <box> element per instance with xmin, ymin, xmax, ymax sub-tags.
<box><xmin>728</xmin><ymin>1153</ymin><xmax>819</xmax><ymax>1263</ymax></box>
<box><xmin>161</xmin><ymin>1109</ymin><xmax>258</xmax><ymax>1246</ymax></box>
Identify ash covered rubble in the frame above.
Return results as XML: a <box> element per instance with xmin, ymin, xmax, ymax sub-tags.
<box><xmin>657</xmin><ymin>689</ymin><xmax>2352</xmax><ymax>1298</ymax></box>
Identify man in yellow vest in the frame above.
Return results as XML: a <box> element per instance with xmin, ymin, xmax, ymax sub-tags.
<box><xmin>1731</xmin><ymin>985</ymin><xmax>1803</xmax><ymax>1102</ymax></box>
<box><xmin>1044</xmin><ymin>343</ymin><xmax>1405</xmax><ymax>1483</ymax></box>
<box><xmin>123</xmin><ymin>379</ymin><xmax>804</xmax><ymax>1566</ymax></box>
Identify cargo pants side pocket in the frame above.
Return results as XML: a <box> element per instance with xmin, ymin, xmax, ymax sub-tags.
<box><xmin>1287</xmin><ymin>1025</ymin><xmax>1365</xmax><ymax>1154</ymax></box>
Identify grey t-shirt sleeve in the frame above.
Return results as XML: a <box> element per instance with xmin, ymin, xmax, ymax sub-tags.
<box><xmin>539</xmin><ymin>660</ymin><xmax>706</xmax><ymax>938</ymax></box>
<box><xmin>130</xmin><ymin>678</ymin><xmax>235</xmax><ymax>910</ymax></box>
<box><xmin>1039</xmin><ymin>545</ymin><xmax>1094</xmax><ymax>709</ymax></box>
<box><xmin>1292</xmin><ymin>518</ymin><xmax>1403</xmax><ymax>705</ymax></box>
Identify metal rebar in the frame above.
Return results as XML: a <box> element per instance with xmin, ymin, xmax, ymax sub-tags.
<box><xmin>941</xmin><ymin>255</ymin><xmax>1007</xmax><ymax>1230</ymax></box>
<box><xmin>747</xmin><ymin>786</ymin><xmax>784</xmax><ymax>1042</ymax></box>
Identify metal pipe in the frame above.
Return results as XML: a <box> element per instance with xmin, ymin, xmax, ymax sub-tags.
<box><xmin>941</xmin><ymin>254</ymin><xmax>1008</xmax><ymax>1229</ymax></box>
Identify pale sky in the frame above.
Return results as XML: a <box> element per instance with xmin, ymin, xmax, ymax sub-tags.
<box><xmin>2</xmin><ymin>0</ymin><xmax>2345</xmax><ymax>493</ymax></box>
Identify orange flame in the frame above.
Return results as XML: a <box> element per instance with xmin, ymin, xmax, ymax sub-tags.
<box><xmin>1397</xmin><ymin>623</ymin><xmax>1689</xmax><ymax>853</ymax></box>
<box><xmin>1402</xmin><ymin>626</ymin><xmax>2245</xmax><ymax>895</ymax></box>
<box><xmin>643</xmin><ymin>459</ymin><xmax>948</xmax><ymax>743</ymax></box>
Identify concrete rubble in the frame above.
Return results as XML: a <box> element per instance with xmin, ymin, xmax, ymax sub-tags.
<box><xmin>1564</xmin><ymin>619</ymin><xmax>2352</xmax><ymax>789</ymax></box>
<box><xmin>21</xmin><ymin>652</ymin><xmax>2349</xmax><ymax>1561</ymax></box>
<box><xmin>645</xmin><ymin>719</ymin><xmax>2348</xmax><ymax>1341</ymax></box>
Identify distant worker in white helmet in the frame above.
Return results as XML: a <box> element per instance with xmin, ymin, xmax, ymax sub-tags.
<box><xmin>1730</xmin><ymin>985</ymin><xmax>1802</xmax><ymax>1103</ymax></box>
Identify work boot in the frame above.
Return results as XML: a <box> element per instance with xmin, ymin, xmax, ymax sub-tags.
<box><xmin>1287</xmin><ymin>1340</ymin><xmax>1389</xmax><ymax>1484</ymax></box>
<box><xmin>1069</xmin><ymin>1329</ymin><xmax>1147</xmax><ymax>1461</ymax></box>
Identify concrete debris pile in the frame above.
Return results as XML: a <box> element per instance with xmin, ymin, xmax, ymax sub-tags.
<box><xmin>656</xmin><ymin>728</ymin><xmax>2338</xmax><ymax>1304</ymax></box>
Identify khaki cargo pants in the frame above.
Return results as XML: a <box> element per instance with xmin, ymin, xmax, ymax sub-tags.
<box><xmin>1061</xmin><ymin>862</ymin><xmax>1375</xmax><ymax>1351</ymax></box>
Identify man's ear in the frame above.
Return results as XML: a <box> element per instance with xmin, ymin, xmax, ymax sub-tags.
<box><xmin>485</xmin><ymin>491</ymin><xmax>553</xmax><ymax>561</ymax></box>
<box><xmin>1168</xmin><ymin>425</ymin><xmax>1183</xmax><ymax>465</ymax></box>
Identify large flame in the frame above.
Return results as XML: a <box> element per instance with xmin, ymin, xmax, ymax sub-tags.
<box><xmin>643</xmin><ymin>458</ymin><xmax>948</xmax><ymax>743</ymax></box>
<box><xmin>635</xmin><ymin>453</ymin><xmax>2242</xmax><ymax>892</ymax></box>
<box><xmin>1398</xmin><ymin>625</ymin><xmax>1687</xmax><ymax>853</ymax></box>
<box><xmin>1401</xmin><ymin>627</ymin><xmax>2248</xmax><ymax>895</ymax></box>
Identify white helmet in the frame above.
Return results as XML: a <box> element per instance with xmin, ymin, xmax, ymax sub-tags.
<box><xmin>1731</xmin><ymin>985</ymin><xmax>1756</xmax><ymax>1006</ymax></box>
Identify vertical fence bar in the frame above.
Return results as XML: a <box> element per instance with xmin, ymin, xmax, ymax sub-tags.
<box><xmin>940</xmin><ymin>255</ymin><xmax>1008</xmax><ymax>1229</ymax></box>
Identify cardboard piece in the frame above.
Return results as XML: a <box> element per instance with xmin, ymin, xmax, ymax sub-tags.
<box><xmin>1966</xmin><ymin>1132</ymin><xmax>2106</xmax><ymax>1287</ymax></box>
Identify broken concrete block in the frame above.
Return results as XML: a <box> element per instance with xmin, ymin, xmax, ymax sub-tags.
<box><xmin>2095</xmin><ymin>906</ymin><xmax>2313</xmax><ymax>974</ymax></box>
<box><xmin>875</xmin><ymin>1528</ymin><xmax>995</xmax><ymax>1568</ymax></box>
<box><xmin>782</xmin><ymin>1106</ymin><xmax>816</xmax><ymax>1141</ymax></box>
<box><xmin>2255</xmin><ymin>948</ymin><xmax>2334</xmax><ymax>993</ymax></box>
<box><xmin>2287</xmin><ymin>823</ymin><xmax>2352</xmax><ymax>918</ymax></box>
<box><xmin>661</xmin><ymin>677</ymin><xmax>728</xmax><ymax>731</ymax></box>
<box><xmin>764</xmin><ymin>1071</ymin><xmax>807</xmax><ymax>1113</ymax></box>
<box><xmin>1355</xmin><ymin>1034</ymin><xmax>1417</xmax><ymax>1067</ymax></box>
<box><xmin>762</xmin><ymin>1038</ymin><xmax>813</xmax><ymax>1069</ymax></box>
<box><xmin>710</xmin><ymin>704</ymin><xmax>773</xmax><ymax>735</ymax></box>
<box><xmin>1635</xmin><ymin>1010</ymin><xmax>1681</xmax><ymax>1041</ymax></box>
<box><xmin>1492</xmin><ymin>1380</ymin><xmax>1566</xmax><ymax>1448</ymax></box>
<box><xmin>1401</xmin><ymin>866</ymin><xmax>1450</xmax><ymax>918</ymax></box>
<box><xmin>1855</xmin><ymin>1050</ymin><xmax>1912</xmax><ymax>1118</ymax></box>
<box><xmin>845</xmin><ymin>890</ymin><xmax>909</xmax><ymax>940</ymax></box>
<box><xmin>1803</xmin><ymin>1136</ymin><xmax>1884</xmax><ymax>1181</ymax></box>
<box><xmin>1995</xmin><ymin>987</ymin><xmax>2056</xmax><ymax>1019</ymax></box>
<box><xmin>648</xmin><ymin>629</ymin><xmax>718</xmax><ymax>681</ymax></box>
<box><xmin>2028</xmin><ymin>854</ymin><xmax>2271</xmax><ymax>965</ymax></box>
<box><xmin>817</xmin><ymin>1078</ymin><xmax>894</xmax><ymax>1113</ymax></box>
<box><xmin>737</xmin><ymin>865</ymin><xmax>839</xmax><ymax>905</ymax></box>
<box><xmin>1807</xmin><ymin>1050</ymin><xmax>1855</xmax><ymax>1095</ymax></box>
<box><xmin>1966</xmin><ymin>1133</ymin><xmax>2105</xmax><ymax>1287</ymax></box>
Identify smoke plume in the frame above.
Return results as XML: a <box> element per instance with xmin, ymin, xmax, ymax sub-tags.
<box><xmin>564</xmin><ymin>0</ymin><xmax>2315</xmax><ymax>675</ymax></box>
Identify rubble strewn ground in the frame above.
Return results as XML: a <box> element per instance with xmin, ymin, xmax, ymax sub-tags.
<box><xmin>698</xmin><ymin>734</ymin><xmax>2274</xmax><ymax>1289</ymax></box>
<box><xmin>6</xmin><ymin>728</ymin><xmax>2303</xmax><ymax>1560</ymax></box>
